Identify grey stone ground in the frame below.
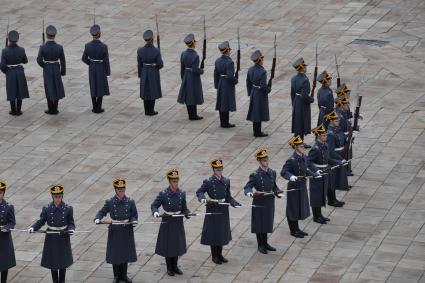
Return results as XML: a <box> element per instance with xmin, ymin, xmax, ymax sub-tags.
<box><xmin>0</xmin><ymin>0</ymin><xmax>424</xmax><ymax>282</ymax></box>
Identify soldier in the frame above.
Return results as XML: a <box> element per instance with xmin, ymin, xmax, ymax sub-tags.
<box><xmin>214</xmin><ymin>41</ymin><xmax>238</xmax><ymax>128</ymax></box>
<box><xmin>0</xmin><ymin>30</ymin><xmax>29</xmax><ymax>116</ymax></box>
<box><xmin>196</xmin><ymin>158</ymin><xmax>241</xmax><ymax>264</ymax></box>
<box><xmin>177</xmin><ymin>34</ymin><xmax>204</xmax><ymax>120</ymax></box>
<box><xmin>336</xmin><ymin>86</ymin><xmax>354</xmax><ymax>176</ymax></box>
<box><xmin>316</xmin><ymin>70</ymin><xmax>334</xmax><ymax>126</ymax></box>
<box><xmin>37</xmin><ymin>25</ymin><xmax>66</xmax><ymax>115</ymax></box>
<box><xmin>28</xmin><ymin>185</ymin><xmax>74</xmax><ymax>283</ymax></box>
<box><xmin>281</xmin><ymin>136</ymin><xmax>316</xmax><ymax>238</ymax></box>
<box><xmin>290</xmin><ymin>58</ymin><xmax>314</xmax><ymax>145</ymax></box>
<box><xmin>94</xmin><ymin>178</ymin><xmax>138</xmax><ymax>283</ymax></box>
<box><xmin>82</xmin><ymin>24</ymin><xmax>111</xmax><ymax>113</ymax></box>
<box><xmin>151</xmin><ymin>169</ymin><xmax>191</xmax><ymax>276</ymax></box>
<box><xmin>0</xmin><ymin>180</ymin><xmax>16</xmax><ymax>283</ymax></box>
<box><xmin>244</xmin><ymin>149</ymin><xmax>283</xmax><ymax>254</ymax></box>
<box><xmin>137</xmin><ymin>29</ymin><xmax>163</xmax><ymax>116</ymax></box>
<box><xmin>246</xmin><ymin>50</ymin><xmax>271</xmax><ymax>137</ymax></box>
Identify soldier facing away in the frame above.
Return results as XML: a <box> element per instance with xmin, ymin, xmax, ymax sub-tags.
<box><xmin>82</xmin><ymin>24</ymin><xmax>111</xmax><ymax>113</ymax></box>
<box><xmin>0</xmin><ymin>30</ymin><xmax>29</xmax><ymax>116</ymax></box>
<box><xmin>0</xmin><ymin>180</ymin><xmax>16</xmax><ymax>283</ymax></box>
<box><xmin>37</xmin><ymin>25</ymin><xmax>66</xmax><ymax>115</ymax></box>
<box><xmin>137</xmin><ymin>29</ymin><xmax>163</xmax><ymax>116</ymax></box>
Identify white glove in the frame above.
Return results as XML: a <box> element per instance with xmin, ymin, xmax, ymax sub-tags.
<box><xmin>68</xmin><ymin>229</ymin><xmax>75</xmax><ymax>235</ymax></box>
<box><xmin>317</xmin><ymin>170</ymin><xmax>323</xmax><ymax>175</ymax></box>
<box><xmin>94</xmin><ymin>219</ymin><xmax>100</xmax><ymax>224</ymax></box>
<box><xmin>28</xmin><ymin>227</ymin><xmax>34</xmax><ymax>233</ymax></box>
<box><xmin>201</xmin><ymin>199</ymin><xmax>207</xmax><ymax>204</ymax></box>
<box><xmin>352</xmin><ymin>131</ymin><xmax>358</xmax><ymax>138</ymax></box>
<box><xmin>1</xmin><ymin>228</ymin><xmax>8</xmax><ymax>232</ymax></box>
<box><xmin>132</xmin><ymin>220</ymin><xmax>138</xmax><ymax>225</ymax></box>
<box><xmin>154</xmin><ymin>212</ymin><xmax>160</xmax><ymax>218</ymax></box>
<box><xmin>290</xmin><ymin>176</ymin><xmax>298</xmax><ymax>182</ymax></box>
<box><xmin>342</xmin><ymin>159</ymin><xmax>347</xmax><ymax>163</ymax></box>
<box><xmin>247</xmin><ymin>192</ymin><xmax>253</xmax><ymax>198</ymax></box>
<box><xmin>359</xmin><ymin>114</ymin><xmax>364</xmax><ymax>120</ymax></box>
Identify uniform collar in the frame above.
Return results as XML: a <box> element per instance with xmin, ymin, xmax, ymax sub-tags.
<box><xmin>254</xmin><ymin>63</ymin><xmax>264</xmax><ymax>70</ymax></box>
<box><xmin>167</xmin><ymin>187</ymin><xmax>180</xmax><ymax>194</ymax></box>
<box><xmin>114</xmin><ymin>195</ymin><xmax>127</xmax><ymax>202</ymax></box>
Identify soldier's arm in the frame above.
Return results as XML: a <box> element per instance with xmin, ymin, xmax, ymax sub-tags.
<box><xmin>31</xmin><ymin>207</ymin><xmax>48</xmax><ymax>231</ymax></box>
<box><xmin>225</xmin><ymin>179</ymin><xmax>238</xmax><ymax>205</ymax></box>
<box><xmin>307</xmin><ymin>148</ymin><xmax>320</xmax><ymax>172</ymax></box>
<box><xmin>36</xmin><ymin>46</ymin><xmax>44</xmax><ymax>68</ymax></box>
<box><xmin>21</xmin><ymin>48</ymin><xmax>28</xmax><ymax>64</ymax></box>
<box><xmin>104</xmin><ymin>45</ymin><xmax>111</xmax><ymax>76</ymax></box>
<box><xmin>246</xmin><ymin>71</ymin><xmax>252</xmax><ymax>96</ymax></box>
<box><xmin>290</xmin><ymin>79</ymin><xmax>295</xmax><ymax>106</ymax></box>
<box><xmin>181</xmin><ymin>192</ymin><xmax>191</xmax><ymax>215</ymax></box>
<box><xmin>137</xmin><ymin>49</ymin><xmax>142</xmax><ymax>78</ymax></box>
<box><xmin>243</xmin><ymin>173</ymin><xmax>256</xmax><ymax>195</ymax></box>
<box><xmin>60</xmin><ymin>46</ymin><xmax>66</xmax><ymax>76</ymax></box>
<box><xmin>81</xmin><ymin>46</ymin><xmax>90</xmax><ymax>65</ymax></box>
<box><xmin>226</xmin><ymin>60</ymin><xmax>237</xmax><ymax>84</ymax></box>
<box><xmin>191</xmin><ymin>55</ymin><xmax>204</xmax><ymax>75</ymax></box>
<box><xmin>195</xmin><ymin>179</ymin><xmax>208</xmax><ymax>202</ymax></box>
<box><xmin>259</xmin><ymin>71</ymin><xmax>271</xmax><ymax>94</ymax></box>
<box><xmin>150</xmin><ymin>192</ymin><xmax>162</xmax><ymax>215</ymax></box>
<box><xmin>213</xmin><ymin>65</ymin><xmax>219</xmax><ymax>89</ymax></box>
<box><xmin>0</xmin><ymin>50</ymin><xmax>6</xmax><ymax>73</ymax></box>
<box><xmin>281</xmin><ymin>158</ymin><xmax>295</xmax><ymax>180</ymax></box>
<box><xmin>180</xmin><ymin>53</ymin><xmax>185</xmax><ymax>80</ymax></box>
<box><xmin>272</xmin><ymin>170</ymin><xmax>281</xmax><ymax>193</ymax></box>
<box><xmin>66</xmin><ymin>206</ymin><xmax>75</xmax><ymax>231</ymax></box>
<box><xmin>327</xmin><ymin>133</ymin><xmax>336</xmax><ymax>153</ymax></box>
<box><xmin>329</xmin><ymin>149</ymin><xmax>343</xmax><ymax>164</ymax></box>
<box><xmin>95</xmin><ymin>200</ymin><xmax>110</xmax><ymax>220</ymax></box>
<box><xmin>7</xmin><ymin>205</ymin><xmax>16</xmax><ymax>230</ymax></box>
<box><xmin>156</xmin><ymin>49</ymin><xmax>164</xmax><ymax>70</ymax></box>
<box><xmin>301</xmin><ymin>79</ymin><xmax>313</xmax><ymax>103</ymax></box>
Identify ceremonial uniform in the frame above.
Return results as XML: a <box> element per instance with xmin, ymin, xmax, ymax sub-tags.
<box><xmin>290</xmin><ymin>58</ymin><xmax>313</xmax><ymax>139</ymax></box>
<box><xmin>214</xmin><ymin>41</ymin><xmax>237</xmax><ymax>128</ymax></box>
<box><xmin>317</xmin><ymin>85</ymin><xmax>334</xmax><ymax>126</ymax></box>
<box><xmin>177</xmin><ymin>34</ymin><xmax>204</xmax><ymax>120</ymax></box>
<box><xmin>94</xmin><ymin>178</ymin><xmax>137</xmax><ymax>283</ymax></box>
<box><xmin>336</xmin><ymin>87</ymin><xmax>354</xmax><ymax>175</ymax></box>
<box><xmin>137</xmin><ymin>29</ymin><xmax>163</xmax><ymax>116</ymax></box>
<box><xmin>37</xmin><ymin>25</ymin><xmax>66</xmax><ymax>115</ymax></box>
<box><xmin>0</xmin><ymin>181</ymin><xmax>16</xmax><ymax>283</ymax></box>
<box><xmin>196</xmin><ymin>159</ymin><xmax>241</xmax><ymax>264</ymax></box>
<box><xmin>30</xmin><ymin>185</ymin><xmax>74</xmax><ymax>283</ymax></box>
<box><xmin>244</xmin><ymin>149</ymin><xmax>282</xmax><ymax>254</ymax></box>
<box><xmin>246</xmin><ymin>50</ymin><xmax>270</xmax><ymax>137</ymax></box>
<box><xmin>82</xmin><ymin>25</ymin><xmax>111</xmax><ymax>113</ymax></box>
<box><xmin>281</xmin><ymin>136</ymin><xmax>312</xmax><ymax>238</ymax></box>
<box><xmin>151</xmin><ymin>169</ymin><xmax>190</xmax><ymax>276</ymax></box>
<box><xmin>0</xmin><ymin>30</ymin><xmax>29</xmax><ymax>116</ymax></box>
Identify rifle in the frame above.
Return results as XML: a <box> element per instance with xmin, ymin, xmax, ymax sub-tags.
<box><xmin>155</xmin><ymin>15</ymin><xmax>160</xmax><ymax>50</ymax></box>
<box><xmin>200</xmin><ymin>15</ymin><xmax>206</xmax><ymax>69</ymax></box>
<box><xmin>267</xmin><ymin>34</ymin><xmax>276</xmax><ymax>88</ymax></box>
<box><xmin>42</xmin><ymin>17</ymin><xmax>45</xmax><ymax>44</ymax></box>
<box><xmin>235</xmin><ymin>27</ymin><xmax>241</xmax><ymax>79</ymax></box>
<box><xmin>93</xmin><ymin>8</ymin><xmax>96</xmax><ymax>25</ymax></box>
<box><xmin>310</xmin><ymin>43</ymin><xmax>318</xmax><ymax>97</ymax></box>
<box><xmin>5</xmin><ymin>17</ymin><xmax>9</xmax><ymax>47</ymax></box>
<box><xmin>344</xmin><ymin>95</ymin><xmax>362</xmax><ymax>159</ymax></box>
<box><xmin>335</xmin><ymin>54</ymin><xmax>341</xmax><ymax>88</ymax></box>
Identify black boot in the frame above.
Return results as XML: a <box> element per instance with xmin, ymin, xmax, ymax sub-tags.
<box><xmin>165</xmin><ymin>258</ymin><xmax>174</xmax><ymax>276</ymax></box>
<box><xmin>58</xmin><ymin>269</ymin><xmax>66</xmax><ymax>283</ymax></box>
<box><xmin>1</xmin><ymin>270</ymin><xmax>8</xmax><ymax>283</ymax></box>
<box><xmin>53</xmin><ymin>100</ymin><xmax>59</xmax><ymax>114</ymax></box>
<box><xmin>16</xmin><ymin>99</ymin><xmax>22</xmax><ymax>115</ymax></box>
<box><xmin>220</xmin><ymin>111</ymin><xmax>234</xmax><ymax>128</ymax></box>
<box><xmin>296</xmin><ymin>221</ymin><xmax>308</xmax><ymax>236</ymax></box>
<box><xmin>91</xmin><ymin>97</ymin><xmax>97</xmax><ymax>113</ymax></box>
<box><xmin>312</xmin><ymin>207</ymin><xmax>327</xmax><ymax>224</ymax></box>
<box><xmin>211</xmin><ymin>245</ymin><xmax>222</xmax><ymax>264</ymax></box>
<box><xmin>45</xmin><ymin>99</ymin><xmax>53</xmax><ymax>114</ymax></box>
<box><xmin>9</xmin><ymin>101</ymin><xmax>17</xmax><ymax>116</ymax></box>
<box><xmin>263</xmin><ymin>233</ymin><xmax>276</xmax><ymax>251</ymax></box>
<box><xmin>188</xmin><ymin>105</ymin><xmax>202</xmax><ymax>120</ymax></box>
<box><xmin>256</xmin><ymin>233</ymin><xmax>267</xmax><ymax>254</ymax></box>
<box><xmin>172</xmin><ymin>257</ymin><xmax>183</xmax><ymax>275</ymax></box>
<box><xmin>327</xmin><ymin>187</ymin><xmax>345</xmax><ymax>207</ymax></box>
<box><xmin>288</xmin><ymin>219</ymin><xmax>304</xmax><ymax>238</ymax></box>
<box><xmin>253</xmin><ymin>122</ymin><xmax>267</xmax><ymax>137</ymax></box>
<box><xmin>149</xmin><ymin>100</ymin><xmax>158</xmax><ymax>116</ymax></box>
<box><xmin>51</xmin><ymin>269</ymin><xmax>59</xmax><ymax>283</ymax></box>
<box><xmin>112</xmin><ymin>264</ymin><xmax>120</xmax><ymax>283</ymax></box>
<box><xmin>219</xmin><ymin>111</ymin><xmax>225</xmax><ymax>127</ymax></box>
<box><xmin>218</xmin><ymin>246</ymin><xmax>228</xmax><ymax>263</ymax></box>
<box><xmin>97</xmin><ymin>96</ymin><xmax>104</xmax><ymax>113</ymax></box>
<box><xmin>120</xmin><ymin>263</ymin><xmax>132</xmax><ymax>283</ymax></box>
<box><xmin>143</xmin><ymin>100</ymin><xmax>149</xmax><ymax>115</ymax></box>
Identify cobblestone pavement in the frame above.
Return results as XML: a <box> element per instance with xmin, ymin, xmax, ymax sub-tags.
<box><xmin>1</xmin><ymin>0</ymin><xmax>424</xmax><ymax>282</ymax></box>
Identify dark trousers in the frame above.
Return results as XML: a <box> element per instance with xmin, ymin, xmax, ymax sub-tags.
<box><xmin>327</xmin><ymin>186</ymin><xmax>337</xmax><ymax>203</ymax></box>
<box><xmin>1</xmin><ymin>270</ymin><xmax>8</xmax><ymax>283</ymax></box>
<box><xmin>50</xmin><ymin>269</ymin><xmax>66</xmax><ymax>283</ymax></box>
<box><xmin>256</xmin><ymin>233</ymin><xmax>268</xmax><ymax>247</ymax></box>
<box><xmin>165</xmin><ymin>257</ymin><xmax>179</xmax><ymax>271</ymax></box>
<box><xmin>288</xmin><ymin>219</ymin><xmax>299</xmax><ymax>233</ymax></box>
<box><xmin>9</xmin><ymin>99</ymin><xmax>22</xmax><ymax>115</ymax></box>
<box><xmin>186</xmin><ymin>105</ymin><xmax>201</xmax><ymax>120</ymax></box>
<box><xmin>112</xmin><ymin>263</ymin><xmax>129</xmax><ymax>280</ymax></box>
<box><xmin>312</xmin><ymin>207</ymin><xmax>323</xmax><ymax>219</ymax></box>
<box><xmin>253</xmin><ymin>122</ymin><xmax>262</xmax><ymax>135</ymax></box>
<box><xmin>46</xmin><ymin>99</ymin><xmax>59</xmax><ymax>114</ymax></box>
<box><xmin>143</xmin><ymin>99</ymin><xmax>156</xmax><ymax>115</ymax></box>
<box><xmin>91</xmin><ymin>96</ymin><xmax>103</xmax><ymax>113</ymax></box>
<box><xmin>210</xmin><ymin>245</ymin><xmax>223</xmax><ymax>259</ymax></box>
<box><xmin>219</xmin><ymin>111</ymin><xmax>229</xmax><ymax>126</ymax></box>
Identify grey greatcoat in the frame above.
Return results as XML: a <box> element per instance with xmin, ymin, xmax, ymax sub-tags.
<box><xmin>246</xmin><ymin>64</ymin><xmax>270</xmax><ymax>122</ymax></box>
<box><xmin>0</xmin><ymin>200</ymin><xmax>16</xmax><ymax>272</ymax></box>
<box><xmin>327</xmin><ymin>126</ymin><xmax>349</xmax><ymax>191</ymax></box>
<box><xmin>95</xmin><ymin>196</ymin><xmax>138</xmax><ymax>264</ymax></box>
<box><xmin>82</xmin><ymin>40</ymin><xmax>111</xmax><ymax>97</ymax></box>
<box><xmin>177</xmin><ymin>48</ymin><xmax>204</xmax><ymax>106</ymax></box>
<box><xmin>244</xmin><ymin>167</ymin><xmax>280</xmax><ymax>233</ymax></box>
<box><xmin>290</xmin><ymin>73</ymin><xmax>313</xmax><ymax>135</ymax></box>
<box><xmin>137</xmin><ymin>43</ymin><xmax>163</xmax><ymax>100</ymax></box>
<box><xmin>37</xmin><ymin>40</ymin><xmax>66</xmax><ymax>101</ymax></box>
<box><xmin>31</xmin><ymin>202</ymin><xmax>74</xmax><ymax>269</ymax></box>
<box><xmin>0</xmin><ymin>43</ymin><xmax>29</xmax><ymax>101</ymax></box>
<box><xmin>281</xmin><ymin>153</ymin><xmax>312</xmax><ymax>221</ymax></box>
<box><xmin>214</xmin><ymin>55</ymin><xmax>237</xmax><ymax>112</ymax></box>
<box><xmin>317</xmin><ymin>85</ymin><xmax>334</xmax><ymax>126</ymax></box>
<box><xmin>196</xmin><ymin>175</ymin><xmax>238</xmax><ymax>246</ymax></box>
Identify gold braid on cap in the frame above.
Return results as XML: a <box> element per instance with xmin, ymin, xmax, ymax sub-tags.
<box><xmin>254</xmin><ymin>54</ymin><xmax>264</xmax><ymax>64</ymax></box>
<box><xmin>335</xmin><ymin>97</ymin><xmax>349</xmax><ymax>106</ymax></box>
<box><xmin>219</xmin><ymin>44</ymin><xmax>230</xmax><ymax>54</ymax></box>
<box><xmin>0</xmin><ymin>180</ymin><xmax>7</xmax><ymax>190</ymax></box>
<box><xmin>324</xmin><ymin>110</ymin><xmax>338</xmax><ymax>122</ymax></box>
<box><xmin>255</xmin><ymin>146</ymin><xmax>269</xmax><ymax>160</ymax></box>
<box><xmin>49</xmin><ymin>184</ymin><xmax>64</xmax><ymax>195</ymax></box>
<box><xmin>210</xmin><ymin>158</ymin><xmax>224</xmax><ymax>168</ymax></box>
<box><xmin>288</xmin><ymin>135</ymin><xmax>304</xmax><ymax>148</ymax></box>
<box><xmin>311</xmin><ymin>124</ymin><xmax>326</xmax><ymax>136</ymax></box>
<box><xmin>113</xmin><ymin>178</ymin><xmax>126</xmax><ymax>189</ymax></box>
<box><xmin>295</xmin><ymin>59</ymin><xmax>306</xmax><ymax>71</ymax></box>
<box><xmin>166</xmin><ymin>168</ymin><xmax>179</xmax><ymax>179</ymax></box>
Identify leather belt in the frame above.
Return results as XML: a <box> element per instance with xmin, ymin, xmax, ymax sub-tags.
<box><xmin>7</xmin><ymin>64</ymin><xmax>22</xmax><ymax>68</ymax></box>
<box><xmin>163</xmin><ymin>210</ymin><xmax>181</xmax><ymax>215</ymax></box>
<box><xmin>185</xmin><ymin>68</ymin><xmax>192</xmax><ymax>71</ymax></box>
<box><xmin>208</xmin><ymin>198</ymin><xmax>225</xmax><ymax>202</ymax></box>
<box><xmin>320</xmin><ymin>106</ymin><xmax>327</xmax><ymax>109</ymax></box>
<box><xmin>253</xmin><ymin>84</ymin><xmax>261</xmax><ymax>89</ymax></box>
<box><xmin>312</xmin><ymin>163</ymin><xmax>328</xmax><ymax>168</ymax></box>
<box><xmin>110</xmin><ymin>219</ymin><xmax>130</xmax><ymax>223</ymax></box>
<box><xmin>47</xmin><ymin>225</ymin><xmax>67</xmax><ymax>231</ymax></box>
<box><xmin>143</xmin><ymin>63</ymin><xmax>156</xmax><ymax>66</ymax></box>
<box><xmin>295</xmin><ymin>93</ymin><xmax>301</xmax><ymax>96</ymax></box>
<box><xmin>335</xmin><ymin>147</ymin><xmax>344</xmax><ymax>152</ymax></box>
<box><xmin>220</xmin><ymin>74</ymin><xmax>227</xmax><ymax>78</ymax></box>
<box><xmin>88</xmin><ymin>57</ymin><xmax>103</xmax><ymax>63</ymax></box>
<box><xmin>44</xmin><ymin>60</ymin><xmax>59</xmax><ymax>64</ymax></box>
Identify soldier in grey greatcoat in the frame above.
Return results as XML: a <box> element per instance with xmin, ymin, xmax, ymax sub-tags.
<box><xmin>0</xmin><ymin>30</ymin><xmax>29</xmax><ymax>116</ymax></box>
<box><xmin>37</xmin><ymin>25</ymin><xmax>66</xmax><ymax>115</ymax></box>
<box><xmin>94</xmin><ymin>178</ymin><xmax>138</xmax><ymax>283</ymax></box>
<box><xmin>177</xmin><ymin>34</ymin><xmax>204</xmax><ymax>120</ymax></box>
<box><xmin>137</xmin><ymin>29</ymin><xmax>163</xmax><ymax>116</ymax></box>
<box><xmin>82</xmin><ymin>24</ymin><xmax>111</xmax><ymax>113</ymax></box>
<box><xmin>214</xmin><ymin>41</ymin><xmax>238</xmax><ymax>128</ymax></box>
<box><xmin>316</xmin><ymin>70</ymin><xmax>334</xmax><ymax>126</ymax></box>
<box><xmin>0</xmin><ymin>180</ymin><xmax>16</xmax><ymax>283</ymax></box>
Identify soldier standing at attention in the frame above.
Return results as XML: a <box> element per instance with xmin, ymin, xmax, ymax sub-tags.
<box><xmin>244</xmin><ymin>149</ymin><xmax>283</xmax><ymax>253</ymax></box>
<box><xmin>37</xmin><ymin>25</ymin><xmax>66</xmax><ymax>115</ymax></box>
<box><xmin>82</xmin><ymin>24</ymin><xmax>111</xmax><ymax>113</ymax></box>
<box><xmin>290</xmin><ymin>58</ymin><xmax>314</xmax><ymax>145</ymax></box>
<box><xmin>0</xmin><ymin>180</ymin><xmax>16</xmax><ymax>283</ymax></box>
<box><xmin>137</xmin><ymin>29</ymin><xmax>163</xmax><ymax>116</ymax></box>
<box><xmin>196</xmin><ymin>159</ymin><xmax>241</xmax><ymax>264</ymax></box>
<box><xmin>246</xmin><ymin>50</ymin><xmax>271</xmax><ymax>137</ymax></box>
<box><xmin>214</xmin><ymin>41</ymin><xmax>238</xmax><ymax>128</ymax></box>
<box><xmin>316</xmin><ymin>70</ymin><xmax>334</xmax><ymax>126</ymax></box>
<box><xmin>151</xmin><ymin>169</ymin><xmax>191</xmax><ymax>276</ymax></box>
<box><xmin>94</xmin><ymin>178</ymin><xmax>138</xmax><ymax>283</ymax></box>
<box><xmin>281</xmin><ymin>136</ymin><xmax>316</xmax><ymax>238</ymax></box>
<box><xmin>0</xmin><ymin>30</ymin><xmax>29</xmax><ymax>116</ymax></box>
<box><xmin>177</xmin><ymin>34</ymin><xmax>204</xmax><ymax>120</ymax></box>
<box><xmin>28</xmin><ymin>185</ymin><xmax>75</xmax><ymax>283</ymax></box>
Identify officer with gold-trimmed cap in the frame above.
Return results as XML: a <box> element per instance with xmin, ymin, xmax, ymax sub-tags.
<box><xmin>335</xmin><ymin>83</ymin><xmax>351</xmax><ymax>99</ymax></box>
<box><xmin>244</xmin><ymin>148</ymin><xmax>283</xmax><ymax>253</ymax></box>
<box><xmin>29</xmin><ymin>184</ymin><xmax>75</xmax><ymax>283</ymax></box>
<box><xmin>281</xmin><ymin>136</ymin><xmax>316</xmax><ymax>238</ymax></box>
<box><xmin>317</xmin><ymin>70</ymin><xmax>335</xmax><ymax>126</ymax></box>
<box><xmin>94</xmin><ymin>178</ymin><xmax>137</xmax><ymax>283</ymax></box>
<box><xmin>196</xmin><ymin>158</ymin><xmax>241</xmax><ymax>264</ymax></box>
<box><xmin>214</xmin><ymin>41</ymin><xmax>238</xmax><ymax>128</ymax></box>
<box><xmin>151</xmin><ymin>169</ymin><xmax>191</xmax><ymax>276</ymax></box>
<box><xmin>335</xmin><ymin>96</ymin><xmax>355</xmax><ymax>175</ymax></box>
<box><xmin>0</xmin><ymin>180</ymin><xmax>16</xmax><ymax>283</ymax></box>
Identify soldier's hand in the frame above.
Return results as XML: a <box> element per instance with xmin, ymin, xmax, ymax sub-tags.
<box><xmin>94</xmin><ymin>219</ymin><xmax>100</xmax><ymax>224</ymax></box>
<box><xmin>233</xmin><ymin>78</ymin><xmax>239</xmax><ymax>85</ymax></box>
<box><xmin>1</xmin><ymin>227</ymin><xmax>9</xmax><ymax>233</ymax></box>
<box><xmin>232</xmin><ymin>201</ymin><xmax>242</xmax><ymax>208</ymax></box>
<box><xmin>201</xmin><ymin>199</ymin><xmax>207</xmax><ymax>204</ymax></box>
<box><xmin>28</xmin><ymin>227</ymin><xmax>34</xmax><ymax>233</ymax></box>
<box><xmin>132</xmin><ymin>220</ymin><xmax>138</xmax><ymax>227</ymax></box>
<box><xmin>184</xmin><ymin>214</ymin><xmax>191</xmax><ymax>219</ymax></box>
<box><xmin>290</xmin><ymin>176</ymin><xmax>298</xmax><ymax>182</ymax></box>
<box><xmin>246</xmin><ymin>192</ymin><xmax>253</xmax><ymax>198</ymax></box>
<box><xmin>68</xmin><ymin>229</ymin><xmax>75</xmax><ymax>235</ymax></box>
<box><xmin>153</xmin><ymin>212</ymin><xmax>160</xmax><ymax>218</ymax></box>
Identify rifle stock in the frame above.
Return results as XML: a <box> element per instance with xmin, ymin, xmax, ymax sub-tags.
<box><xmin>344</xmin><ymin>95</ymin><xmax>362</xmax><ymax>159</ymax></box>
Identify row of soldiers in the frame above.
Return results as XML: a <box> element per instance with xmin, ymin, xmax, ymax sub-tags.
<box><xmin>0</xmin><ymin>126</ymin><xmax>356</xmax><ymax>282</ymax></box>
